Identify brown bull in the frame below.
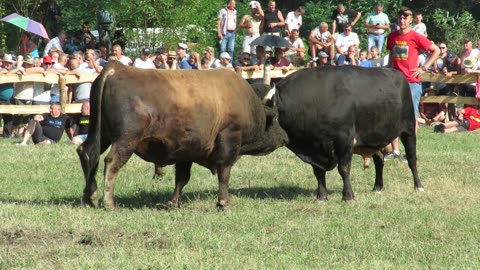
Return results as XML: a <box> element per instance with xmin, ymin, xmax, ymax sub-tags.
<box><xmin>77</xmin><ymin>61</ymin><xmax>288</xmax><ymax>209</ymax></box>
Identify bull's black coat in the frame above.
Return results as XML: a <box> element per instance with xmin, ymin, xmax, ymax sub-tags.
<box><xmin>271</xmin><ymin>66</ymin><xmax>424</xmax><ymax>201</ymax></box>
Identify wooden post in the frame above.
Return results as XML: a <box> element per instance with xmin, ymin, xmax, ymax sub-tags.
<box><xmin>263</xmin><ymin>64</ymin><xmax>272</xmax><ymax>85</ymax></box>
<box><xmin>59</xmin><ymin>76</ymin><xmax>68</xmax><ymax>110</ymax></box>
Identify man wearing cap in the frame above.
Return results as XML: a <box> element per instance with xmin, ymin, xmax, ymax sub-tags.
<box><xmin>239</xmin><ymin>1</ymin><xmax>263</xmax><ymax>55</ymax></box>
<box><xmin>163</xmin><ymin>51</ymin><xmax>178</xmax><ymax>70</ymax></box>
<box><xmin>134</xmin><ymin>48</ymin><xmax>155</xmax><ymax>69</ymax></box>
<box><xmin>315</xmin><ymin>51</ymin><xmax>331</xmax><ymax>67</ymax></box>
<box><xmin>217</xmin><ymin>0</ymin><xmax>237</xmax><ymax>58</ymax></box>
<box><xmin>384</xmin><ymin>6</ymin><xmax>440</xmax><ymax>160</ymax></box>
<box><xmin>151</xmin><ymin>47</ymin><xmax>166</xmax><ymax>62</ymax></box>
<box><xmin>0</xmin><ymin>54</ymin><xmax>24</xmax><ymax>137</ymax></box>
<box><xmin>177</xmin><ymin>43</ymin><xmax>192</xmax><ymax>69</ymax></box>
<box><xmin>214</xmin><ymin>52</ymin><xmax>234</xmax><ymax>69</ymax></box>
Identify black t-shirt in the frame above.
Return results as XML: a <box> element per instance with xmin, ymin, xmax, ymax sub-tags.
<box><xmin>72</xmin><ymin>115</ymin><xmax>89</xmax><ymax>135</ymax></box>
<box><xmin>40</xmin><ymin>113</ymin><xmax>72</xmax><ymax>142</ymax></box>
<box><xmin>331</xmin><ymin>9</ymin><xmax>359</xmax><ymax>33</ymax></box>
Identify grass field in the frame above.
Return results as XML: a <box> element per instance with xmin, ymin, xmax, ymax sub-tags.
<box><xmin>1</xmin><ymin>126</ymin><xmax>480</xmax><ymax>269</ymax></box>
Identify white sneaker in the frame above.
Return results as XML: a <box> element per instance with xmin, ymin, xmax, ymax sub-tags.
<box><xmin>16</xmin><ymin>142</ymin><xmax>27</xmax><ymax>146</ymax></box>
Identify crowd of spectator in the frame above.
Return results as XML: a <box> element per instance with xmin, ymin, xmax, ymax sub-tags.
<box><xmin>1</xmin><ymin>0</ymin><xmax>480</xmax><ymax>143</ymax></box>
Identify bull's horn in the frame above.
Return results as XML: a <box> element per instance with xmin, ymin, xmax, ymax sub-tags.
<box><xmin>264</xmin><ymin>84</ymin><xmax>276</xmax><ymax>102</ymax></box>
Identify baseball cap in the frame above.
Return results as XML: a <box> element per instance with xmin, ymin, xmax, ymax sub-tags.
<box><xmin>220</xmin><ymin>52</ymin><xmax>232</xmax><ymax>59</ymax></box>
<box><xmin>264</xmin><ymin>46</ymin><xmax>273</xmax><ymax>52</ymax></box>
<box><xmin>178</xmin><ymin>43</ymin><xmax>188</xmax><ymax>50</ymax></box>
<box><xmin>318</xmin><ymin>51</ymin><xmax>329</xmax><ymax>58</ymax></box>
<box><xmin>155</xmin><ymin>47</ymin><xmax>166</xmax><ymax>55</ymax></box>
<box><xmin>249</xmin><ymin>1</ymin><xmax>259</xmax><ymax>8</ymax></box>
<box><xmin>43</xmin><ymin>55</ymin><xmax>53</xmax><ymax>64</ymax></box>
<box><xmin>445</xmin><ymin>52</ymin><xmax>456</xmax><ymax>62</ymax></box>
<box><xmin>142</xmin><ymin>48</ymin><xmax>151</xmax><ymax>55</ymax></box>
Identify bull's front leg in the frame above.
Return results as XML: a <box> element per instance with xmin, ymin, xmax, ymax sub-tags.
<box><xmin>168</xmin><ymin>162</ymin><xmax>192</xmax><ymax>208</ymax></box>
<box><xmin>372</xmin><ymin>152</ymin><xmax>385</xmax><ymax>192</ymax></box>
<box><xmin>216</xmin><ymin>166</ymin><xmax>232</xmax><ymax>210</ymax></box>
<box><xmin>312</xmin><ymin>166</ymin><xmax>328</xmax><ymax>201</ymax></box>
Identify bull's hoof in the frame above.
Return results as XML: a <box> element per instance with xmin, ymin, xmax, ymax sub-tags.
<box><xmin>83</xmin><ymin>192</ymin><xmax>100</xmax><ymax>208</ymax></box>
<box><xmin>372</xmin><ymin>186</ymin><xmax>384</xmax><ymax>193</ymax></box>
<box><xmin>316</xmin><ymin>196</ymin><xmax>328</xmax><ymax>202</ymax></box>
<box><xmin>216</xmin><ymin>200</ymin><xmax>229</xmax><ymax>211</ymax></box>
<box><xmin>415</xmin><ymin>187</ymin><xmax>425</xmax><ymax>192</ymax></box>
<box><xmin>167</xmin><ymin>200</ymin><xmax>180</xmax><ymax>208</ymax></box>
<box><xmin>103</xmin><ymin>200</ymin><xmax>115</xmax><ymax>210</ymax></box>
<box><xmin>342</xmin><ymin>194</ymin><xmax>355</xmax><ymax>202</ymax></box>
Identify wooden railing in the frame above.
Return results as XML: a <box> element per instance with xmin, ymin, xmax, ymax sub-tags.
<box><xmin>0</xmin><ymin>69</ymin><xmax>478</xmax><ymax>115</ymax></box>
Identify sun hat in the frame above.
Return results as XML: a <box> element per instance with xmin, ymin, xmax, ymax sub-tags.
<box><xmin>167</xmin><ymin>51</ymin><xmax>176</xmax><ymax>58</ymax></box>
<box><xmin>2</xmin><ymin>54</ymin><xmax>15</xmax><ymax>63</ymax></box>
<box><xmin>249</xmin><ymin>1</ymin><xmax>259</xmax><ymax>8</ymax></box>
<box><xmin>463</xmin><ymin>56</ymin><xmax>478</xmax><ymax>69</ymax></box>
<box><xmin>24</xmin><ymin>55</ymin><xmax>35</xmax><ymax>65</ymax></box>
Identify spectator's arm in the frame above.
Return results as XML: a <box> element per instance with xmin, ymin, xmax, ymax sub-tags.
<box><xmin>332</xmin><ymin>20</ymin><xmax>337</xmax><ymax>34</ymax></box>
<box><xmin>33</xmin><ymin>114</ymin><xmax>44</xmax><ymax>122</ymax></box>
<box><xmin>351</xmin><ymin>11</ymin><xmax>362</xmax><ymax>27</ymax></box>
<box><xmin>276</xmin><ymin>10</ymin><xmax>285</xmax><ymax>27</ymax></box>
<box><xmin>256</xmin><ymin>3</ymin><xmax>264</xmax><ymax>20</ymax></box>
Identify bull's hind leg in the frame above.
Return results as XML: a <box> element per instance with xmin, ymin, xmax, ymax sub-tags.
<box><xmin>217</xmin><ymin>165</ymin><xmax>233</xmax><ymax>210</ymax></box>
<box><xmin>400</xmin><ymin>132</ymin><xmax>424</xmax><ymax>192</ymax></box>
<box><xmin>312</xmin><ymin>166</ymin><xmax>328</xmax><ymax>201</ymax></box>
<box><xmin>103</xmin><ymin>143</ymin><xmax>134</xmax><ymax>209</ymax></box>
<box><xmin>168</xmin><ymin>162</ymin><xmax>192</xmax><ymax>208</ymax></box>
<box><xmin>336</xmin><ymin>144</ymin><xmax>355</xmax><ymax>201</ymax></box>
<box><xmin>372</xmin><ymin>152</ymin><xmax>385</xmax><ymax>192</ymax></box>
<box><xmin>77</xmin><ymin>143</ymin><xmax>100</xmax><ymax>207</ymax></box>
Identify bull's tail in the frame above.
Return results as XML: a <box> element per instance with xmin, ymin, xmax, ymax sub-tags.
<box><xmin>76</xmin><ymin>63</ymin><xmax>116</xmax><ymax>207</ymax></box>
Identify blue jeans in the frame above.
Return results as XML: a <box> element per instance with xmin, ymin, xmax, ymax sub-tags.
<box><xmin>409</xmin><ymin>83</ymin><xmax>422</xmax><ymax>119</ymax></box>
<box><xmin>220</xmin><ymin>31</ymin><xmax>235</xmax><ymax>58</ymax></box>
<box><xmin>368</xmin><ymin>33</ymin><xmax>385</xmax><ymax>53</ymax></box>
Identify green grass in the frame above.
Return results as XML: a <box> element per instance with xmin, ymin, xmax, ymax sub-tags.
<box><xmin>1</xmin><ymin>126</ymin><xmax>480</xmax><ymax>269</ymax></box>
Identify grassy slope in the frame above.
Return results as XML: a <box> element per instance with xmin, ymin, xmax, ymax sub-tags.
<box><xmin>0</xmin><ymin>126</ymin><xmax>479</xmax><ymax>269</ymax></box>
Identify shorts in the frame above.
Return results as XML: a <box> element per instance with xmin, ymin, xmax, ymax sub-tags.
<box><xmin>456</xmin><ymin>119</ymin><xmax>469</xmax><ymax>132</ymax></box>
<box><xmin>408</xmin><ymin>83</ymin><xmax>422</xmax><ymax>119</ymax></box>
<box><xmin>73</xmin><ymin>134</ymin><xmax>88</xmax><ymax>143</ymax></box>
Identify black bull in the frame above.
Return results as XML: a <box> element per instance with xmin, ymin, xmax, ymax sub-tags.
<box><xmin>258</xmin><ymin>66</ymin><xmax>424</xmax><ymax>201</ymax></box>
<box><xmin>77</xmin><ymin>61</ymin><xmax>288</xmax><ymax>209</ymax></box>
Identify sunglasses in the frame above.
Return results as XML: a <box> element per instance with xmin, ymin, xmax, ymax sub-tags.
<box><xmin>44</xmin><ymin>63</ymin><xmax>53</xmax><ymax>65</ymax></box>
<box><xmin>344</xmin><ymin>29</ymin><xmax>352</xmax><ymax>31</ymax></box>
<box><xmin>242</xmin><ymin>57</ymin><xmax>249</xmax><ymax>60</ymax></box>
<box><xmin>439</xmin><ymin>47</ymin><xmax>446</xmax><ymax>49</ymax></box>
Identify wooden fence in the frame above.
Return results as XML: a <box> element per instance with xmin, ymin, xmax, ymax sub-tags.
<box><xmin>0</xmin><ymin>70</ymin><xmax>478</xmax><ymax>115</ymax></box>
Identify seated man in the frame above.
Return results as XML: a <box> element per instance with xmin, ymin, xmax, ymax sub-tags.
<box><xmin>434</xmin><ymin>106</ymin><xmax>480</xmax><ymax>133</ymax></box>
<box><xmin>419</xmin><ymin>88</ymin><xmax>446</xmax><ymax>125</ymax></box>
<box><xmin>308</xmin><ymin>21</ymin><xmax>335</xmax><ymax>66</ymax></box>
<box><xmin>16</xmin><ymin>102</ymin><xmax>72</xmax><ymax>145</ymax></box>
<box><xmin>69</xmin><ymin>101</ymin><xmax>90</xmax><ymax>145</ymax></box>
<box><xmin>271</xmin><ymin>47</ymin><xmax>296</xmax><ymax>72</ymax></box>
<box><xmin>234</xmin><ymin>52</ymin><xmax>258</xmax><ymax>72</ymax></box>
<box><xmin>284</xmin><ymin>29</ymin><xmax>305</xmax><ymax>66</ymax></box>
<box><xmin>337</xmin><ymin>45</ymin><xmax>359</xmax><ymax>66</ymax></box>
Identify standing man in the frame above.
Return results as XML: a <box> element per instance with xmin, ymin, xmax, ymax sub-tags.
<box><xmin>384</xmin><ymin>6</ymin><xmax>440</xmax><ymax>160</ymax></box>
<box><xmin>364</xmin><ymin>2</ymin><xmax>390</xmax><ymax>53</ymax></box>
<box><xmin>262</xmin><ymin>0</ymin><xmax>285</xmax><ymax>36</ymax></box>
<box><xmin>217</xmin><ymin>0</ymin><xmax>237</xmax><ymax>58</ymax></box>
<box><xmin>411</xmin><ymin>13</ymin><xmax>427</xmax><ymax>37</ymax></box>
<box><xmin>238</xmin><ymin>1</ymin><xmax>263</xmax><ymax>54</ymax></box>
<box><xmin>331</xmin><ymin>3</ymin><xmax>361</xmax><ymax>35</ymax></box>
<box><xmin>285</xmin><ymin>6</ymin><xmax>305</xmax><ymax>37</ymax></box>
<box><xmin>112</xmin><ymin>44</ymin><xmax>132</xmax><ymax>66</ymax></box>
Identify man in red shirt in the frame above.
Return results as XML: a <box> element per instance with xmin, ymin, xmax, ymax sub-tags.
<box><xmin>434</xmin><ymin>107</ymin><xmax>480</xmax><ymax>133</ymax></box>
<box><xmin>384</xmin><ymin>6</ymin><xmax>440</xmax><ymax>160</ymax></box>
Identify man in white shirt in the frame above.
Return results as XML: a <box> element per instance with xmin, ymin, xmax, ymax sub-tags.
<box><xmin>285</xmin><ymin>6</ymin><xmax>305</xmax><ymax>37</ymax></box>
<box><xmin>335</xmin><ymin>23</ymin><xmax>359</xmax><ymax>59</ymax></box>
<box><xmin>112</xmin><ymin>44</ymin><xmax>132</xmax><ymax>66</ymax></box>
<box><xmin>43</xmin><ymin>31</ymin><xmax>66</xmax><ymax>56</ymax></box>
<box><xmin>134</xmin><ymin>48</ymin><xmax>156</xmax><ymax>69</ymax></box>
